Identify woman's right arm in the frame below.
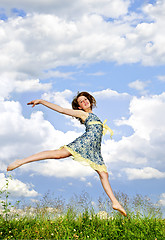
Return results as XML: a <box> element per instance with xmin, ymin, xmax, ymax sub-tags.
<box><xmin>27</xmin><ymin>99</ymin><xmax>88</xmax><ymax>121</ymax></box>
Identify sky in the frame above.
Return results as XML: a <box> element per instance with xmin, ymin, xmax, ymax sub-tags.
<box><xmin>0</xmin><ymin>0</ymin><xmax>165</xmax><ymax>212</ymax></box>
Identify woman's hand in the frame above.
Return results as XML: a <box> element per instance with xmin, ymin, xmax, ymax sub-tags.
<box><xmin>27</xmin><ymin>99</ymin><xmax>41</xmax><ymax>108</ymax></box>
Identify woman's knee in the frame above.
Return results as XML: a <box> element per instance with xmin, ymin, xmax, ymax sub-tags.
<box><xmin>97</xmin><ymin>170</ymin><xmax>109</xmax><ymax>179</ymax></box>
<box><xmin>53</xmin><ymin>148</ymin><xmax>71</xmax><ymax>159</ymax></box>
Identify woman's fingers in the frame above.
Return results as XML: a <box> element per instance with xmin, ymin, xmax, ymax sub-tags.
<box><xmin>27</xmin><ymin>101</ymin><xmax>34</xmax><ymax>106</ymax></box>
<box><xmin>27</xmin><ymin>100</ymin><xmax>36</xmax><ymax>107</ymax></box>
<box><xmin>27</xmin><ymin>100</ymin><xmax>40</xmax><ymax>107</ymax></box>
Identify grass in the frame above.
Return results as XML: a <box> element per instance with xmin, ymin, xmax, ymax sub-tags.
<box><xmin>0</xmin><ymin>211</ymin><xmax>164</xmax><ymax>239</ymax></box>
<box><xmin>0</xmin><ymin>177</ymin><xmax>165</xmax><ymax>239</ymax></box>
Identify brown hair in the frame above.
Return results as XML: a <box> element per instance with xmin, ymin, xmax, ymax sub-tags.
<box><xmin>72</xmin><ymin>91</ymin><xmax>96</xmax><ymax>110</ymax></box>
<box><xmin>72</xmin><ymin>91</ymin><xmax>96</xmax><ymax>123</ymax></box>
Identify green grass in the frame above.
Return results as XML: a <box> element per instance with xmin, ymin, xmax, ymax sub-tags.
<box><xmin>0</xmin><ymin>211</ymin><xmax>164</xmax><ymax>239</ymax></box>
<box><xmin>0</xmin><ymin>177</ymin><xmax>165</xmax><ymax>239</ymax></box>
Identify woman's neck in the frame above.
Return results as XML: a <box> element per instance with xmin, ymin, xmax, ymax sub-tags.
<box><xmin>85</xmin><ymin>108</ymin><xmax>93</xmax><ymax>113</ymax></box>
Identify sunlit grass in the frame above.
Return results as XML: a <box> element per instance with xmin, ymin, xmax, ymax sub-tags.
<box><xmin>0</xmin><ymin>210</ymin><xmax>164</xmax><ymax>239</ymax></box>
<box><xmin>0</xmin><ymin>176</ymin><xmax>165</xmax><ymax>239</ymax></box>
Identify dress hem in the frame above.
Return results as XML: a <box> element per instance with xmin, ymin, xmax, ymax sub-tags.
<box><xmin>59</xmin><ymin>145</ymin><xmax>107</xmax><ymax>173</ymax></box>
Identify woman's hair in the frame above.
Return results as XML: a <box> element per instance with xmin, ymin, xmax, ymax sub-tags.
<box><xmin>72</xmin><ymin>91</ymin><xmax>96</xmax><ymax>110</ymax></box>
<box><xmin>72</xmin><ymin>91</ymin><xmax>96</xmax><ymax>123</ymax></box>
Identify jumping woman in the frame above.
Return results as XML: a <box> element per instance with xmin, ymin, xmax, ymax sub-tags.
<box><xmin>7</xmin><ymin>91</ymin><xmax>127</xmax><ymax>216</ymax></box>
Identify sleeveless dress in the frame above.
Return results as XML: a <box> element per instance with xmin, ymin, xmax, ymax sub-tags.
<box><xmin>61</xmin><ymin>113</ymin><xmax>108</xmax><ymax>172</ymax></box>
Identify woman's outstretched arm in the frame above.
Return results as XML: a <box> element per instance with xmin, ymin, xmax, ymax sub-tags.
<box><xmin>27</xmin><ymin>99</ymin><xmax>88</xmax><ymax>121</ymax></box>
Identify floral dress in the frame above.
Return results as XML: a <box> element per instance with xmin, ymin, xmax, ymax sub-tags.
<box><xmin>62</xmin><ymin>113</ymin><xmax>108</xmax><ymax>172</ymax></box>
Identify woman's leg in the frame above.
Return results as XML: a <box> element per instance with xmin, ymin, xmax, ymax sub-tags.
<box><xmin>96</xmin><ymin>170</ymin><xmax>127</xmax><ymax>216</ymax></box>
<box><xmin>7</xmin><ymin>147</ymin><xmax>71</xmax><ymax>171</ymax></box>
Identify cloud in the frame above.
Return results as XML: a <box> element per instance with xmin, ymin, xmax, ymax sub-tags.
<box><xmin>21</xmin><ymin>159</ymin><xmax>94</xmax><ymax>179</ymax></box>
<box><xmin>1</xmin><ymin>88</ymin><xmax>165</xmax><ymax>183</ymax></box>
<box><xmin>101</xmin><ymin>92</ymin><xmax>165</xmax><ymax>179</ymax></box>
<box><xmin>158</xmin><ymin>193</ymin><xmax>165</xmax><ymax>206</ymax></box>
<box><xmin>0</xmin><ymin>99</ymin><xmax>80</xmax><ymax>170</ymax></box>
<box><xmin>0</xmin><ymin>173</ymin><xmax>39</xmax><ymax>197</ymax></box>
<box><xmin>128</xmin><ymin>80</ymin><xmax>149</xmax><ymax>94</ymax></box>
<box><xmin>41</xmin><ymin>89</ymin><xmax>73</xmax><ymax>108</ymax></box>
<box><xmin>0</xmin><ymin>0</ymin><xmax>165</xmax><ymax>95</ymax></box>
<box><xmin>157</xmin><ymin>75</ymin><xmax>165</xmax><ymax>82</ymax></box>
<box><xmin>142</xmin><ymin>0</ymin><xmax>165</xmax><ymax>20</ymax></box>
<box><xmin>102</xmin><ymin>136</ymin><xmax>148</xmax><ymax>166</ymax></box>
<box><xmin>0</xmin><ymin>1</ymin><xmax>165</xmax><ymax>104</ymax></box>
<box><xmin>41</xmin><ymin>89</ymin><xmax>129</xmax><ymax>110</ymax></box>
<box><xmin>80</xmin><ymin>177</ymin><xmax>86</xmax><ymax>182</ymax></box>
<box><xmin>116</xmin><ymin>93</ymin><xmax>165</xmax><ymax>140</ymax></box>
<box><xmin>122</xmin><ymin>167</ymin><xmax>165</xmax><ymax>180</ymax></box>
<box><xmin>93</xmin><ymin>88</ymin><xmax>129</xmax><ymax>98</ymax></box>
<box><xmin>0</xmin><ymin>72</ymin><xmax>52</xmax><ymax>99</ymax></box>
<box><xmin>0</xmin><ymin>0</ymin><xmax>130</xmax><ymax>19</ymax></box>
<box><xmin>88</xmin><ymin>72</ymin><xmax>106</xmax><ymax>76</ymax></box>
<box><xmin>0</xmin><ymin>97</ymin><xmax>93</xmax><ymax>179</ymax></box>
<box><xmin>14</xmin><ymin>79</ymin><xmax>52</xmax><ymax>92</ymax></box>
<box><xmin>43</xmin><ymin>70</ymin><xmax>75</xmax><ymax>80</ymax></box>
<box><xmin>0</xmin><ymin>73</ymin><xmax>14</xmax><ymax>100</ymax></box>
<box><xmin>41</xmin><ymin>90</ymin><xmax>84</xmax><ymax>129</ymax></box>
<box><xmin>86</xmin><ymin>182</ymin><xmax>92</xmax><ymax>187</ymax></box>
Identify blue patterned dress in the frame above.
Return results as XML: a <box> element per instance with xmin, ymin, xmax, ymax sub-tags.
<box><xmin>63</xmin><ymin>113</ymin><xmax>107</xmax><ymax>172</ymax></box>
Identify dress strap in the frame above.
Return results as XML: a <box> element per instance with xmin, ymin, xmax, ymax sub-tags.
<box><xmin>88</xmin><ymin>119</ymin><xmax>113</xmax><ymax>138</ymax></box>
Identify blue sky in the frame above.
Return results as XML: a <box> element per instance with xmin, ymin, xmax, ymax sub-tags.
<box><xmin>0</xmin><ymin>0</ymin><xmax>165</xmax><ymax>212</ymax></box>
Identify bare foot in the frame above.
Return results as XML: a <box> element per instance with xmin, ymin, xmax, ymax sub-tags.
<box><xmin>7</xmin><ymin>160</ymin><xmax>22</xmax><ymax>171</ymax></box>
<box><xmin>112</xmin><ymin>202</ymin><xmax>127</xmax><ymax>217</ymax></box>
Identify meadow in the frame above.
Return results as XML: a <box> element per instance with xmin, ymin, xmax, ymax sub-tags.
<box><xmin>0</xmin><ymin>177</ymin><xmax>165</xmax><ymax>239</ymax></box>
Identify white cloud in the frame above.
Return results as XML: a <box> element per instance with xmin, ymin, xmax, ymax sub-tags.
<box><xmin>0</xmin><ymin>72</ymin><xmax>52</xmax><ymax>99</ymax></box>
<box><xmin>122</xmin><ymin>167</ymin><xmax>165</xmax><ymax>180</ymax></box>
<box><xmin>0</xmin><ymin>72</ymin><xmax>15</xmax><ymax>100</ymax></box>
<box><xmin>158</xmin><ymin>193</ymin><xmax>165</xmax><ymax>206</ymax></box>
<box><xmin>101</xmin><ymin>92</ymin><xmax>165</xmax><ymax>179</ymax></box>
<box><xmin>102</xmin><ymin>136</ymin><xmax>148</xmax><ymax>165</ymax></box>
<box><xmin>86</xmin><ymin>182</ymin><xmax>92</xmax><ymax>187</ymax></box>
<box><xmin>41</xmin><ymin>89</ymin><xmax>73</xmax><ymax>108</ymax></box>
<box><xmin>0</xmin><ymin>1</ymin><xmax>164</xmax><ymax>78</ymax></box>
<box><xmin>0</xmin><ymin>99</ymin><xmax>79</xmax><ymax>170</ymax></box>
<box><xmin>0</xmin><ymin>0</ymin><xmax>130</xmax><ymax>19</ymax></box>
<box><xmin>88</xmin><ymin>72</ymin><xmax>106</xmax><ymax>76</ymax></box>
<box><xmin>21</xmin><ymin>159</ymin><xmax>94</xmax><ymax>179</ymax></box>
<box><xmin>116</xmin><ymin>93</ymin><xmax>165</xmax><ymax>140</ymax></box>
<box><xmin>42</xmin><ymin>88</ymin><xmax>129</xmax><ymax>109</ymax></box>
<box><xmin>93</xmin><ymin>88</ymin><xmax>129</xmax><ymax>98</ymax></box>
<box><xmin>80</xmin><ymin>177</ymin><xmax>86</xmax><ymax>181</ymax></box>
<box><xmin>0</xmin><ymin>97</ymin><xmax>94</xmax><ymax>179</ymax></box>
<box><xmin>0</xmin><ymin>1</ymin><xmax>165</xmax><ymax>100</ymax></box>
<box><xmin>142</xmin><ymin>0</ymin><xmax>165</xmax><ymax>20</ymax></box>
<box><xmin>157</xmin><ymin>75</ymin><xmax>165</xmax><ymax>82</ymax></box>
<box><xmin>41</xmin><ymin>90</ymin><xmax>85</xmax><ymax>129</ymax></box>
<box><xmin>43</xmin><ymin>70</ymin><xmax>75</xmax><ymax>80</ymax></box>
<box><xmin>1</xmin><ymin>89</ymin><xmax>165</xmax><ymax>182</ymax></box>
<box><xmin>128</xmin><ymin>80</ymin><xmax>149</xmax><ymax>94</ymax></box>
<box><xmin>14</xmin><ymin>79</ymin><xmax>52</xmax><ymax>92</ymax></box>
<box><xmin>0</xmin><ymin>173</ymin><xmax>39</xmax><ymax>197</ymax></box>
<box><xmin>94</xmin><ymin>175</ymin><xmax>100</xmax><ymax>181</ymax></box>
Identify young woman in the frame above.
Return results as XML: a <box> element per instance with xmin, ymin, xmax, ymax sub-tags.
<box><xmin>7</xmin><ymin>91</ymin><xmax>127</xmax><ymax>216</ymax></box>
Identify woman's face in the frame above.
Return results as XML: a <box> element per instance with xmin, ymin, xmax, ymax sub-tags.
<box><xmin>77</xmin><ymin>95</ymin><xmax>91</xmax><ymax>111</ymax></box>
